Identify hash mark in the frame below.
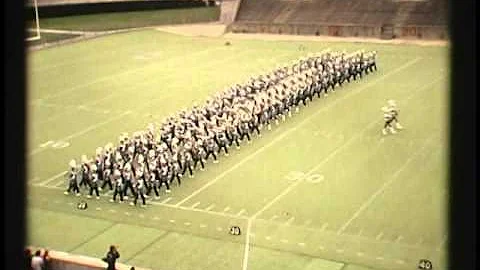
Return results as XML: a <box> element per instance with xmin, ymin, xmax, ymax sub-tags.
<box><xmin>191</xmin><ymin>202</ymin><xmax>200</xmax><ymax>208</ymax></box>
<box><xmin>285</xmin><ymin>216</ymin><xmax>295</xmax><ymax>225</ymax></box>
<box><xmin>161</xmin><ymin>197</ymin><xmax>172</xmax><ymax>204</ymax></box>
<box><xmin>236</xmin><ymin>209</ymin><xmax>247</xmax><ymax>216</ymax></box>
<box><xmin>395</xmin><ymin>235</ymin><xmax>404</xmax><ymax>243</ymax></box>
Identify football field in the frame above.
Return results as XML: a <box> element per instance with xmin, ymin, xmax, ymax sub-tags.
<box><xmin>27</xmin><ymin>29</ymin><xmax>449</xmax><ymax>270</ymax></box>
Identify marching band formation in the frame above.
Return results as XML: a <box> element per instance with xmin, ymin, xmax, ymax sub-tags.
<box><xmin>64</xmin><ymin>49</ymin><xmax>379</xmax><ymax>206</ymax></box>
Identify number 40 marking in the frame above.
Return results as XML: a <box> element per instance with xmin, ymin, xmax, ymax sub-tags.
<box><xmin>285</xmin><ymin>171</ymin><xmax>325</xmax><ymax>184</ymax></box>
<box><xmin>39</xmin><ymin>140</ymin><xmax>70</xmax><ymax>149</ymax></box>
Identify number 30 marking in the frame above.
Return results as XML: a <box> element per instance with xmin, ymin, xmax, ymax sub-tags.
<box><xmin>285</xmin><ymin>171</ymin><xmax>324</xmax><ymax>184</ymax></box>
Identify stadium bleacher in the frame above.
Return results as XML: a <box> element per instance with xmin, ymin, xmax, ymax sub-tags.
<box><xmin>235</xmin><ymin>0</ymin><xmax>447</xmax><ymax>26</ymax></box>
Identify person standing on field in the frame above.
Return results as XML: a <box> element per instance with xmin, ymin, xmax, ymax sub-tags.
<box><xmin>102</xmin><ymin>245</ymin><xmax>120</xmax><ymax>270</ymax></box>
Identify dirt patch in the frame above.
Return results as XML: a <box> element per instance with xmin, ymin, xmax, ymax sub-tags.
<box><xmin>155</xmin><ymin>23</ymin><xmax>449</xmax><ymax>47</ymax></box>
<box><xmin>156</xmin><ymin>22</ymin><xmax>227</xmax><ymax>37</ymax></box>
<box><xmin>224</xmin><ymin>33</ymin><xmax>449</xmax><ymax>46</ymax></box>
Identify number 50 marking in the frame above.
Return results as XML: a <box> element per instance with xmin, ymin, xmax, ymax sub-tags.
<box><xmin>285</xmin><ymin>171</ymin><xmax>324</xmax><ymax>184</ymax></box>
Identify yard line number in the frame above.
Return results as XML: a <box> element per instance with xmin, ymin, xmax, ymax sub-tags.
<box><xmin>285</xmin><ymin>171</ymin><xmax>324</xmax><ymax>184</ymax></box>
<box><xmin>418</xmin><ymin>259</ymin><xmax>433</xmax><ymax>270</ymax></box>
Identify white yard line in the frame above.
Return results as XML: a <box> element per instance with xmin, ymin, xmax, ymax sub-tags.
<box><xmin>35</xmin><ymin>29</ymin><xmax>94</xmax><ymax>35</ymax></box>
<box><xmin>30</xmin><ymin>49</ymin><xmax>287</xmax><ymax>135</ymax></box>
<box><xmin>31</xmin><ymin>40</ymin><xmax>162</xmax><ymax>73</ymax></box>
<box><xmin>336</xmin><ymin>134</ymin><xmax>438</xmax><ymax>235</ymax></box>
<box><xmin>176</xmin><ymin>58</ymin><xmax>422</xmax><ymax>208</ymax></box>
<box><xmin>31</xmin><ymin>102</ymin><xmax>124</xmax><ymax>126</ymax></box>
<box><xmin>37</xmin><ymin>47</ymin><xmax>219</xmax><ymax>101</ymax></box>
<box><xmin>37</xmin><ymin>171</ymin><xmax>66</xmax><ymax>186</ymax></box>
<box><xmin>241</xmin><ymin>219</ymin><xmax>252</xmax><ymax>270</ymax></box>
<box><xmin>174</xmin><ymin>130</ymin><xmax>293</xmax><ymax>206</ymax></box>
<box><xmin>250</xmin><ymin>181</ymin><xmax>303</xmax><ymax>221</ymax></box>
<box><xmin>240</xmin><ymin>71</ymin><xmax>444</xmax><ymax>270</ymax></box>
<box><xmin>54</xmin><ymin>180</ymin><xmax>64</xmax><ymax>187</ymax></box>
<box><xmin>85</xmin><ymin>46</ymin><xmax>272</xmax><ymax>107</ymax></box>
<box><xmin>241</xmin><ymin>101</ymin><xmax>392</xmax><ymax>270</ymax></box>
<box><xmin>29</xmin><ymin>111</ymin><xmax>132</xmax><ymax>156</ymax></box>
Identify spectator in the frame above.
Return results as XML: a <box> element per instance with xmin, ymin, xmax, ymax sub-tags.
<box><xmin>102</xmin><ymin>245</ymin><xmax>120</xmax><ymax>270</ymax></box>
<box><xmin>24</xmin><ymin>248</ymin><xmax>33</xmax><ymax>270</ymax></box>
<box><xmin>41</xmin><ymin>249</ymin><xmax>51</xmax><ymax>270</ymax></box>
<box><xmin>31</xmin><ymin>250</ymin><xmax>44</xmax><ymax>270</ymax></box>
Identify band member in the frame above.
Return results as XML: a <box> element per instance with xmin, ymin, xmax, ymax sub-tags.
<box><xmin>64</xmin><ymin>160</ymin><xmax>81</xmax><ymax>196</ymax></box>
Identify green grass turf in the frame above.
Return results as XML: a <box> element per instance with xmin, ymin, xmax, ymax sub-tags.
<box><xmin>26</xmin><ymin>29</ymin><xmax>449</xmax><ymax>270</ymax></box>
<box><xmin>30</xmin><ymin>7</ymin><xmax>220</xmax><ymax>32</ymax></box>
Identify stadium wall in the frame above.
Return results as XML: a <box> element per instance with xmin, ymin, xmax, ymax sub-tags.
<box><xmin>28</xmin><ymin>247</ymin><xmax>151</xmax><ymax>270</ymax></box>
<box><xmin>219</xmin><ymin>0</ymin><xmax>242</xmax><ymax>24</ymax></box>
<box><xmin>26</xmin><ymin>0</ymin><xmax>212</xmax><ymax>18</ymax></box>
<box><xmin>229</xmin><ymin>22</ymin><xmax>448</xmax><ymax>40</ymax></box>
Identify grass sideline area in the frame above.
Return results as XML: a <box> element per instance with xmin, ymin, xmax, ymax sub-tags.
<box><xmin>27</xmin><ymin>29</ymin><xmax>449</xmax><ymax>270</ymax></box>
<box><xmin>27</xmin><ymin>31</ymin><xmax>83</xmax><ymax>46</ymax></box>
<box><xmin>29</xmin><ymin>7</ymin><xmax>220</xmax><ymax>32</ymax></box>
